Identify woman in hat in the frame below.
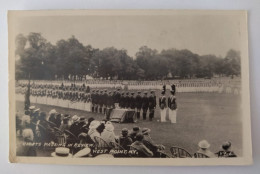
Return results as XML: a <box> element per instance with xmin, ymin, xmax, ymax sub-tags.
<box><xmin>100</xmin><ymin>122</ymin><xmax>116</xmax><ymax>144</ymax></box>
<box><xmin>88</xmin><ymin>120</ymin><xmax>101</xmax><ymax>142</ymax></box>
<box><xmin>196</xmin><ymin>140</ymin><xmax>216</xmax><ymax>158</ymax></box>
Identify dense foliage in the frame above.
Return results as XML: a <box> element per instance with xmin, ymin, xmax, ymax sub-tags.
<box><xmin>15</xmin><ymin>33</ymin><xmax>241</xmax><ymax>80</ymax></box>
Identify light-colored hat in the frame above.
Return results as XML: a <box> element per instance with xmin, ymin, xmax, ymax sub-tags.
<box><xmin>51</xmin><ymin>147</ymin><xmax>72</xmax><ymax>157</ymax></box>
<box><xmin>89</xmin><ymin>120</ymin><xmax>101</xmax><ymax>129</ymax></box>
<box><xmin>105</xmin><ymin>123</ymin><xmax>114</xmax><ymax>132</ymax></box>
<box><xmin>198</xmin><ymin>140</ymin><xmax>210</xmax><ymax>149</ymax></box>
<box><xmin>73</xmin><ymin>147</ymin><xmax>91</xmax><ymax>158</ymax></box>
<box><xmin>49</xmin><ymin>109</ymin><xmax>57</xmax><ymax>115</ymax></box>
<box><xmin>22</xmin><ymin>128</ymin><xmax>34</xmax><ymax>142</ymax></box>
<box><xmin>29</xmin><ymin>106</ymin><xmax>36</xmax><ymax>110</ymax></box>
<box><xmin>72</xmin><ymin>115</ymin><xmax>80</xmax><ymax>122</ymax></box>
<box><xmin>142</xmin><ymin>128</ymin><xmax>151</xmax><ymax>135</ymax></box>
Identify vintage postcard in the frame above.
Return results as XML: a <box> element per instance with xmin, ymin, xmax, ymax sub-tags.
<box><xmin>8</xmin><ymin>10</ymin><xmax>252</xmax><ymax>166</ymax></box>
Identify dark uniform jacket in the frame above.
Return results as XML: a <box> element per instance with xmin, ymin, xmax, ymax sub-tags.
<box><xmin>159</xmin><ymin>96</ymin><xmax>167</xmax><ymax>109</ymax></box>
<box><xmin>135</xmin><ymin>94</ymin><xmax>143</xmax><ymax>109</ymax></box>
<box><xmin>148</xmin><ymin>95</ymin><xmax>156</xmax><ymax>109</ymax></box>
<box><xmin>142</xmin><ymin>96</ymin><xmax>149</xmax><ymax>109</ymax></box>
<box><xmin>129</xmin><ymin>95</ymin><xmax>136</xmax><ymax>109</ymax></box>
<box><xmin>168</xmin><ymin>95</ymin><xmax>177</xmax><ymax>110</ymax></box>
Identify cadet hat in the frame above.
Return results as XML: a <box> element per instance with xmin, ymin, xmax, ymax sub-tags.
<box><xmin>126</xmin><ymin>92</ymin><xmax>129</xmax><ymax>95</ymax></box>
<box><xmin>150</xmin><ymin>90</ymin><xmax>155</xmax><ymax>93</ymax></box>
<box><xmin>117</xmin><ymin>88</ymin><xmax>121</xmax><ymax>91</ymax></box>
<box><xmin>131</xmin><ymin>92</ymin><xmax>135</xmax><ymax>95</ymax></box>
<box><xmin>104</xmin><ymin>89</ymin><xmax>107</xmax><ymax>92</ymax></box>
<box><xmin>137</xmin><ymin>91</ymin><xmax>141</xmax><ymax>94</ymax></box>
<box><xmin>144</xmin><ymin>91</ymin><xmax>148</xmax><ymax>94</ymax></box>
<box><xmin>121</xmin><ymin>92</ymin><xmax>125</xmax><ymax>95</ymax></box>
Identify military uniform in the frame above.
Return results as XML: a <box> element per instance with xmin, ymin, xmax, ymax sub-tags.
<box><xmin>129</xmin><ymin>92</ymin><xmax>136</xmax><ymax>109</ymax></box>
<box><xmin>148</xmin><ymin>91</ymin><xmax>156</xmax><ymax>121</ymax></box>
<box><xmin>159</xmin><ymin>92</ymin><xmax>167</xmax><ymax>122</ymax></box>
<box><xmin>142</xmin><ymin>92</ymin><xmax>149</xmax><ymax>120</ymax></box>
<box><xmin>168</xmin><ymin>84</ymin><xmax>177</xmax><ymax>123</ymax></box>
<box><xmin>135</xmin><ymin>91</ymin><xmax>142</xmax><ymax>119</ymax></box>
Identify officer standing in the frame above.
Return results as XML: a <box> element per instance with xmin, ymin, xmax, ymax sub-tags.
<box><xmin>135</xmin><ymin>91</ymin><xmax>142</xmax><ymax>119</ymax></box>
<box><xmin>148</xmin><ymin>90</ymin><xmax>156</xmax><ymax>121</ymax></box>
<box><xmin>142</xmin><ymin>91</ymin><xmax>149</xmax><ymax>120</ymax></box>
<box><xmin>91</xmin><ymin>90</ymin><xmax>95</xmax><ymax>112</ymax></box>
<box><xmin>119</xmin><ymin>92</ymin><xmax>125</xmax><ymax>108</ymax></box>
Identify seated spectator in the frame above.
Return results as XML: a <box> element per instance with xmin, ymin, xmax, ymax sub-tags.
<box><xmin>17</xmin><ymin>128</ymin><xmax>36</xmax><ymax>156</ymax></box>
<box><xmin>86</xmin><ymin>117</ymin><xmax>95</xmax><ymax>130</ymax></box>
<box><xmin>195</xmin><ymin>140</ymin><xmax>216</xmax><ymax>158</ymax></box>
<box><xmin>101</xmin><ymin>122</ymin><xmax>116</xmax><ymax>144</ymax></box>
<box><xmin>21</xmin><ymin>110</ymin><xmax>31</xmax><ymax>129</ymax></box>
<box><xmin>118</xmin><ymin>128</ymin><xmax>133</xmax><ymax>150</ymax></box>
<box><xmin>36</xmin><ymin>112</ymin><xmax>54</xmax><ymax>143</ymax></box>
<box><xmin>69</xmin><ymin>115</ymin><xmax>82</xmax><ymax>137</ymax></box>
<box><xmin>142</xmin><ymin>128</ymin><xmax>165</xmax><ymax>156</ymax></box>
<box><xmin>88</xmin><ymin>120</ymin><xmax>101</xmax><ymax>142</ymax></box>
<box><xmin>129</xmin><ymin>126</ymin><xmax>140</xmax><ymax>142</ymax></box>
<box><xmin>130</xmin><ymin>133</ymin><xmax>153</xmax><ymax>157</ymax></box>
<box><xmin>59</xmin><ymin>115</ymin><xmax>70</xmax><ymax>132</ymax></box>
<box><xmin>216</xmin><ymin>141</ymin><xmax>237</xmax><ymax>157</ymax></box>
<box><xmin>47</xmin><ymin>109</ymin><xmax>57</xmax><ymax>121</ymax></box>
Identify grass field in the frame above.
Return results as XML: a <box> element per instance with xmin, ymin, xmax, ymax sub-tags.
<box><xmin>15</xmin><ymin>92</ymin><xmax>242</xmax><ymax>157</ymax></box>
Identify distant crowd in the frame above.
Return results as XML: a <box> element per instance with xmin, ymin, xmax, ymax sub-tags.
<box><xmin>16</xmin><ymin>106</ymin><xmax>237</xmax><ymax>158</ymax></box>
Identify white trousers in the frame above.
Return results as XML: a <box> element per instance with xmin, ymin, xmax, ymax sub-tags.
<box><xmin>160</xmin><ymin>108</ymin><xmax>167</xmax><ymax>122</ymax></box>
<box><xmin>169</xmin><ymin>109</ymin><xmax>177</xmax><ymax>123</ymax></box>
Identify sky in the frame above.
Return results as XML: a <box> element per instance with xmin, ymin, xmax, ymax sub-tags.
<box><xmin>13</xmin><ymin>11</ymin><xmax>244</xmax><ymax>58</ymax></box>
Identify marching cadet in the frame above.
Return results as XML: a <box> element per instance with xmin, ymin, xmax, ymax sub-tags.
<box><xmin>125</xmin><ymin>92</ymin><xmax>130</xmax><ymax>109</ymax></box>
<box><xmin>168</xmin><ymin>84</ymin><xmax>177</xmax><ymax>123</ymax></box>
<box><xmin>142</xmin><ymin>91</ymin><xmax>149</xmax><ymax>120</ymax></box>
<box><xmin>106</xmin><ymin>91</ymin><xmax>114</xmax><ymax>120</ymax></box>
<box><xmin>135</xmin><ymin>91</ymin><xmax>142</xmax><ymax>119</ymax></box>
<box><xmin>91</xmin><ymin>90</ymin><xmax>95</xmax><ymax>112</ymax></box>
<box><xmin>95</xmin><ymin>90</ymin><xmax>99</xmax><ymax>113</ymax></box>
<box><xmin>148</xmin><ymin>90</ymin><xmax>156</xmax><ymax>121</ymax></box>
<box><xmin>159</xmin><ymin>85</ymin><xmax>167</xmax><ymax>122</ymax></box>
<box><xmin>103</xmin><ymin>89</ymin><xmax>108</xmax><ymax>115</ymax></box>
<box><xmin>98</xmin><ymin>90</ymin><xmax>103</xmax><ymax>113</ymax></box>
<box><xmin>129</xmin><ymin>92</ymin><xmax>136</xmax><ymax>110</ymax></box>
<box><xmin>119</xmin><ymin>92</ymin><xmax>125</xmax><ymax>108</ymax></box>
<box><xmin>114</xmin><ymin>88</ymin><xmax>121</xmax><ymax>108</ymax></box>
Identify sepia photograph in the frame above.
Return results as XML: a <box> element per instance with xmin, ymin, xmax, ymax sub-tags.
<box><xmin>8</xmin><ymin>10</ymin><xmax>252</xmax><ymax>166</ymax></box>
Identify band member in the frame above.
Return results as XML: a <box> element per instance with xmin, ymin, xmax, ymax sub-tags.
<box><xmin>135</xmin><ymin>91</ymin><xmax>142</xmax><ymax>119</ymax></box>
<box><xmin>106</xmin><ymin>91</ymin><xmax>114</xmax><ymax>120</ymax></box>
<box><xmin>148</xmin><ymin>90</ymin><xmax>156</xmax><ymax>121</ymax></box>
<box><xmin>142</xmin><ymin>91</ymin><xmax>149</xmax><ymax>120</ymax></box>
<box><xmin>168</xmin><ymin>84</ymin><xmax>177</xmax><ymax>123</ymax></box>
<box><xmin>159</xmin><ymin>86</ymin><xmax>167</xmax><ymax>122</ymax></box>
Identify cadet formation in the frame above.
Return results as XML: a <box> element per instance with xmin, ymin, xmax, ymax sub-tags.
<box><xmin>16</xmin><ymin>82</ymin><xmax>178</xmax><ymax>123</ymax></box>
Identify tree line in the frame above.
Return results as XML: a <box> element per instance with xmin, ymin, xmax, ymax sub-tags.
<box><xmin>15</xmin><ymin>32</ymin><xmax>241</xmax><ymax>80</ymax></box>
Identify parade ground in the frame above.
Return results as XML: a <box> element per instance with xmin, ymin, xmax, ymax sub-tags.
<box><xmin>16</xmin><ymin>92</ymin><xmax>242</xmax><ymax>156</ymax></box>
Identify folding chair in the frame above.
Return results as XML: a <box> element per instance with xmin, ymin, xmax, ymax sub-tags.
<box><xmin>170</xmin><ymin>146</ymin><xmax>192</xmax><ymax>158</ymax></box>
